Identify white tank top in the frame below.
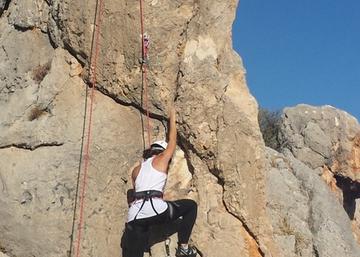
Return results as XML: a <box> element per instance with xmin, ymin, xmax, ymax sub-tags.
<box><xmin>127</xmin><ymin>157</ymin><xmax>168</xmax><ymax>222</ymax></box>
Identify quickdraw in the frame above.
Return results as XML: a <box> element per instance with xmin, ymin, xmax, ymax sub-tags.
<box><xmin>165</xmin><ymin>237</ymin><xmax>171</xmax><ymax>257</ymax></box>
<box><xmin>140</xmin><ymin>32</ymin><xmax>150</xmax><ymax>64</ymax></box>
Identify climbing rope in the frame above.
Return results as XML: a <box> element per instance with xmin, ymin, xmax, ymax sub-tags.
<box><xmin>140</xmin><ymin>0</ymin><xmax>152</xmax><ymax>148</ymax></box>
<box><xmin>68</xmin><ymin>0</ymin><xmax>105</xmax><ymax>256</ymax></box>
<box><xmin>69</xmin><ymin>1</ymin><xmax>153</xmax><ymax>256</ymax></box>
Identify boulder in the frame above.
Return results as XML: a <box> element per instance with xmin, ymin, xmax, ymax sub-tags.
<box><xmin>280</xmin><ymin>104</ymin><xmax>360</xmax><ymax>182</ymax></box>
<box><xmin>7</xmin><ymin>0</ymin><xmax>49</xmax><ymax>32</ymax></box>
<box><xmin>265</xmin><ymin>147</ymin><xmax>360</xmax><ymax>257</ymax></box>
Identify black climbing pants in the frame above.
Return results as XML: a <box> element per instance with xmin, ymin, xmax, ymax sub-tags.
<box><xmin>121</xmin><ymin>199</ymin><xmax>197</xmax><ymax>257</ymax></box>
<box><xmin>168</xmin><ymin>199</ymin><xmax>198</xmax><ymax>244</ymax></box>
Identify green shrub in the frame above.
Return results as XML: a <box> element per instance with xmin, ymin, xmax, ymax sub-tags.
<box><xmin>258</xmin><ymin>108</ymin><xmax>282</xmax><ymax>150</ymax></box>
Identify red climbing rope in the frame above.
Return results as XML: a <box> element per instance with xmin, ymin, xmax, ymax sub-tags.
<box><xmin>71</xmin><ymin>1</ymin><xmax>150</xmax><ymax>255</ymax></box>
<box><xmin>140</xmin><ymin>0</ymin><xmax>152</xmax><ymax>148</ymax></box>
<box><xmin>73</xmin><ymin>0</ymin><xmax>105</xmax><ymax>256</ymax></box>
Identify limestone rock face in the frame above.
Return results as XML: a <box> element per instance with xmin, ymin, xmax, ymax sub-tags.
<box><xmin>1</xmin><ymin>0</ymin><xmax>359</xmax><ymax>257</ymax></box>
<box><xmin>0</xmin><ymin>45</ymin><xmax>146</xmax><ymax>257</ymax></box>
<box><xmin>52</xmin><ymin>0</ymin><xmax>277</xmax><ymax>256</ymax></box>
<box><xmin>46</xmin><ymin>1</ymin><xmax>278</xmax><ymax>253</ymax></box>
<box><xmin>0</xmin><ymin>19</ymin><xmax>53</xmax><ymax>100</ymax></box>
<box><xmin>280</xmin><ymin>104</ymin><xmax>360</xmax><ymax>182</ymax></box>
<box><xmin>279</xmin><ymin>104</ymin><xmax>360</xmax><ymax>249</ymax></box>
<box><xmin>7</xmin><ymin>0</ymin><xmax>49</xmax><ymax>32</ymax></box>
<box><xmin>0</xmin><ymin>0</ymin><xmax>7</xmax><ymax>16</ymax></box>
<box><xmin>0</xmin><ymin>0</ymin><xmax>278</xmax><ymax>257</ymax></box>
<box><xmin>265</xmin><ymin>147</ymin><xmax>360</xmax><ymax>257</ymax></box>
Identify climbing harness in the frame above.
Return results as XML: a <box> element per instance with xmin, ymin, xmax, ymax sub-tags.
<box><xmin>133</xmin><ymin>190</ymin><xmax>164</xmax><ymax>220</ymax></box>
<box><xmin>68</xmin><ymin>0</ymin><xmax>105</xmax><ymax>256</ymax></box>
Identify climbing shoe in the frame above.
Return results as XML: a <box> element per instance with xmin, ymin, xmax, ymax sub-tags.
<box><xmin>175</xmin><ymin>245</ymin><xmax>197</xmax><ymax>257</ymax></box>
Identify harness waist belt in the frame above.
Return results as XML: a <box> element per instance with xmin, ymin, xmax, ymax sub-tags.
<box><xmin>133</xmin><ymin>190</ymin><xmax>163</xmax><ymax>200</ymax></box>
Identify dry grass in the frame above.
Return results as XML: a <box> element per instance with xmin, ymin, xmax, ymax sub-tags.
<box><xmin>279</xmin><ymin>217</ymin><xmax>309</xmax><ymax>254</ymax></box>
<box><xmin>28</xmin><ymin>106</ymin><xmax>47</xmax><ymax>121</ymax></box>
<box><xmin>32</xmin><ymin>61</ymin><xmax>51</xmax><ymax>83</ymax></box>
<box><xmin>279</xmin><ymin>217</ymin><xmax>294</xmax><ymax>235</ymax></box>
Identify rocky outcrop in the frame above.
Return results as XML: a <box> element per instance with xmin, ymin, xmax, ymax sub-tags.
<box><xmin>278</xmin><ymin>104</ymin><xmax>360</xmax><ymax>253</ymax></box>
<box><xmin>265</xmin><ymin>147</ymin><xmax>360</xmax><ymax>257</ymax></box>
<box><xmin>0</xmin><ymin>0</ymin><xmax>279</xmax><ymax>257</ymax></box>
<box><xmin>0</xmin><ymin>43</ymin><xmax>148</xmax><ymax>256</ymax></box>
<box><xmin>0</xmin><ymin>0</ymin><xmax>8</xmax><ymax>16</ymax></box>
<box><xmin>280</xmin><ymin>104</ymin><xmax>360</xmax><ymax>182</ymax></box>
<box><xmin>1</xmin><ymin>1</ymin><xmax>359</xmax><ymax>257</ymax></box>
<box><xmin>7</xmin><ymin>0</ymin><xmax>49</xmax><ymax>31</ymax></box>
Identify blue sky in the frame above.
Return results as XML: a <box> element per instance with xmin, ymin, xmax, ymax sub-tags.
<box><xmin>233</xmin><ymin>0</ymin><xmax>360</xmax><ymax>121</ymax></box>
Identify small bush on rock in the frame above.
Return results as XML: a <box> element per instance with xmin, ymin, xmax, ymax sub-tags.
<box><xmin>258</xmin><ymin>108</ymin><xmax>282</xmax><ymax>150</ymax></box>
<box><xmin>32</xmin><ymin>61</ymin><xmax>51</xmax><ymax>83</ymax></box>
<box><xmin>28</xmin><ymin>106</ymin><xmax>47</xmax><ymax>121</ymax></box>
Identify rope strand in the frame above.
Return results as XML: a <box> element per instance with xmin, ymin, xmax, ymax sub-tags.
<box><xmin>72</xmin><ymin>0</ymin><xmax>105</xmax><ymax>256</ymax></box>
<box><xmin>140</xmin><ymin>0</ymin><xmax>152</xmax><ymax>148</ymax></box>
<box><xmin>70</xmin><ymin>1</ymin><xmax>151</xmax><ymax>256</ymax></box>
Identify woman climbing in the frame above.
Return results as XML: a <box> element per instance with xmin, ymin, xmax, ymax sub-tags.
<box><xmin>121</xmin><ymin>107</ymin><xmax>198</xmax><ymax>257</ymax></box>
